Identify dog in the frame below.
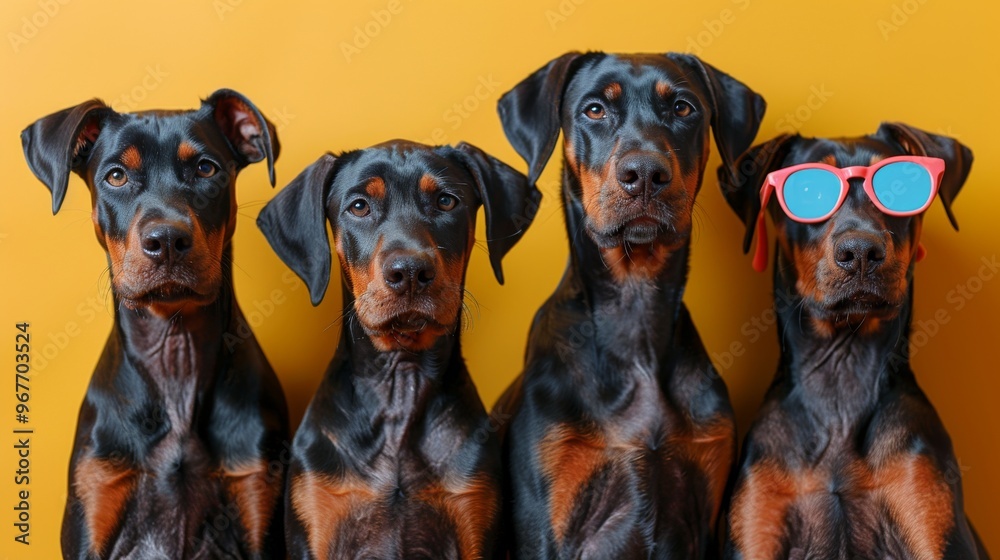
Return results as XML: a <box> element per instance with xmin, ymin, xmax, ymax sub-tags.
<box><xmin>717</xmin><ymin>123</ymin><xmax>989</xmax><ymax>559</ymax></box>
<box><xmin>492</xmin><ymin>51</ymin><xmax>765</xmax><ymax>558</ymax></box>
<box><xmin>257</xmin><ymin>140</ymin><xmax>541</xmax><ymax>559</ymax></box>
<box><xmin>21</xmin><ymin>90</ymin><xmax>289</xmax><ymax>559</ymax></box>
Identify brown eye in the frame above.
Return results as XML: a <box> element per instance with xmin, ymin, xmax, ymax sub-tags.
<box><xmin>584</xmin><ymin>103</ymin><xmax>606</xmax><ymax>119</ymax></box>
<box><xmin>436</xmin><ymin>193</ymin><xmax>458</xmax><ymax>211</ymax></box>
<box><xmin>105</xmin><ymin>168</ymin><xmax>128</xmax><ymax>187</ymax></box>
<box><xmin>195</xmin><ymin>160</ymin><xmax>217</xmax><ymax>178</ymax></box>
<box><xmin>673</xmin><ymin>100</ymin><xmax>694</xmax><ymax>117</ymax></box>
<box><xmin>349</xmin><ymin>199</ymin><xmax>370</xmax><ymax>217</ymax></box>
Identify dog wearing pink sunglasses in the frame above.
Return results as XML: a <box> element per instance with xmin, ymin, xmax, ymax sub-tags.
<box><xmin>716</xmin><ymin>123</ymin><xmax>989</xmax><ymax>559</ymax></box>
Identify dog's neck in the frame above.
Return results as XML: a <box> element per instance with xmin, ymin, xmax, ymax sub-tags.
<box><xmin>111</xmin><ymin>251</ymin><xmax>235</xmax><ymax>430</ymax></box>
<box><xmin>556</xmin><ymin>166</ymin><xmax>691</xmax><ymax>366</ymax></box>
<box><xmin>336</xmin><ymin>284</ymin><xmax>463</xmax><ymax>422</ymax></box>
<box><xmin>773</xmin><ymin>250</ymin><xmax>915</xmax><ymax>423</ymax></box>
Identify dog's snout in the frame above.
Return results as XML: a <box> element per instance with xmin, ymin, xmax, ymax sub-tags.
<box><xmin>382</xmin><ymin>251</ymin><xmax>436</xmax><ymax>296</ymax></box>
<box><xmin>616</xmin><ymin>152</ymin><xmax>672</xmax><ymax>198</ymax></box>
<box><xmin>141</xmin><ymin>221</ymin><xmax>194</xmax><ymax>265</ymax></box>
<box><xmin>834</xmin><ymin>233</ymin><xmax>886</xmax><ymax>275</ymax></box>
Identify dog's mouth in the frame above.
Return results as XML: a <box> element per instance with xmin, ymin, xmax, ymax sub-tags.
<box><xmin>815</xmin><ymin>290</ymin><xmax>902</xmax><ymax>322</ymax></box>
<box><xmin>118</xmin><ymin>282</ymin><xmax>215</xmax><ymax>311</ymax></box>
<box><xmin>587</xmin><ymin>213</ymin><xmax>686</xmax><ymax>249</ymax></box>
<box><xmin>364</xmin><ymin>312</ymin><xmax>451</xmax><ymax>352</ymax></box>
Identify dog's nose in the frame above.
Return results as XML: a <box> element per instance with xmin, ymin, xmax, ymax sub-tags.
<box><xmin>382</xmin><ymin>252</ymin><xmax>436</xmax><ymax>296</ymax></box>
<box><xmin>834</xmin><ymin>234</ymin><xmax>886</xmax><ymax>275</ymax></box>
<box><xmin>616</xmin><ymin>153</ymin><xmax>672</xmax><ymax>198</ymax></box>
<box><xmin>141</xmin><ymin>222</ymin><xmax>194</xmax><ymax>265</ymax></box>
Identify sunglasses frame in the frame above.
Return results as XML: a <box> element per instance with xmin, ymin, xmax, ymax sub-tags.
<box><xmin>750</xmin><ymin>156</ymin><xmax>946</xmax><ymax>273</ymax></box>
<box><xmin>759</xmin><ymin>155</ymin><xmax>946</xmax><ymax>224</ymax></box>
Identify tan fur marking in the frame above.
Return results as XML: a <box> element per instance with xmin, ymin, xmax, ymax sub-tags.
<box><xmin>177</xmin><ymin>142</ymin><xmax>198</xmax><ymax>160</ymax></box>
<box><xmin>601</xmin><ymin>242</ymin><xmax>671</xmax><ymax>282</ymax></box>
<box><xmin>75</xmin><ymin>456</ymin><xmax>138</xmax><ymax>555</ymax></box>
<box><xmin>419</xmin><ymin>174</ymin><xmax>438</xmax><ymax>194</ymax></box>
<box><xmin>120</xmin><ymin>146</ymin><xmax>142</xmax><ymax>170</ymax></box>
<box><xmin>577</xmin><ymin>159</ymin><xmax>613</xmax><ymax>230</ymax></box>
<box><xmin>876</xmin><ymin>456</ymin><xmax>954</xmax><ymax>560</ymax></box>
<box><xmin>419</xmin><ymin>476</ymin><xmax>499</xmax><ymax>560</ymax></box>
<box><xmin>224</xmin><ymin>460</ymin><xmax>280</xmax><ymax>553</ymax></box>
<box><xmin>670</xmin><ymin>417</ymin><xmax>735</xmax><ymax>525</ymax></box>
<box><xmin>604</xmin><ymin>82</ymin><xmax>622</xmax><ymax>100</ymax></box>
<box><xmin>365</xmin><ymin>177</ymin><xmax>386</xmax><ymax>199</ymax></box>
<box><xmin>538</xmin><ymin>425</ymin><xmax>607</xmax><ymax>542</ymax></box>
<box><xmin>655</xmin><ymin>81</ymin><xmax>673</xmax><ymax>97</ymax></box>
<box><xmin>730</xmin><ymin>461</ymin><xmax>823</xmax><ymax>559</ymax></box>
<box><xmin>291</xmin><ymin>472</ymin><xmax>377</xmax><ymax>560</ymax></box>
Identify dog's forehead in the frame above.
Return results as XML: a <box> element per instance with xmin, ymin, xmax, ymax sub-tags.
<box><xmin>97</xmin><ymin>109</ymin><xmax>223</xmax><ymax>154</ymax></box>
<box><xmin>568</xmin><ymin>54</ymin><xmax>690</xmax><ymax>95</ymax></box>
<box><xmin>334</xmin><ymin>145</ymin><xmax>469</xmax><ymax>194</ymax></box>
<box><xmin>787</xmin><ymin>137</ymin><xmax>908</xmax><ymax>168</ymax></box>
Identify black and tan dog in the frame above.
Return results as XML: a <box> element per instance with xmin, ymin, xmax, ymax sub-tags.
<box><xmin>492</xmin><ymin>52</ymin><xmax>765</xmax><ymax>558</ymax></box>
<box><xmin>257</xmin><ymin>140</ymin><xmax>540</xmax><ymax>559</ymax></box>
<box><xmin>21</xmin><ymin>90</ymin><xmax>289</xmax><ymax>559</ymax></box>
<box><xmin>718</xmin><ymin>124</ymin><xmax>988</xmax><ymax>558</ymax></box>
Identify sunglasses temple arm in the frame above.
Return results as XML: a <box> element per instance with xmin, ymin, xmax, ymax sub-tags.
<box><xmin>752</xmin><ymin>210</ymin><xmax>769</xmax><ymax>273</ymax></box>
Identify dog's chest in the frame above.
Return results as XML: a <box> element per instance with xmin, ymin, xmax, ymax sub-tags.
<box><xmin>303</xmin><ymin>427</ymin><xmax>498</xmax><ymax>560</ymax></box>
<box><xmin>534</xmin><ymin>364</ymin><xmax>721</xmax><ymax>554</ymax></box>
<box><xmin>102</xmin><ymin>338</ymin><xmax>252</xmax><ymax>556</ymax></box>
<box><xmin>731</xmin><ymin>453</ymin><xmax>956</xmax><ymax>559</ymax></box>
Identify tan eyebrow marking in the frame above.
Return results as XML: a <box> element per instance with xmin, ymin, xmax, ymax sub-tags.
<box><xmin>120</xmin><ymin>146</ymin><xmax>141</xmax><ymax>170</ymax></box>
<box><xmin>364</xmin><ymin>177</ymin><xmax>386</xmax><ymax>198</ymax></box>
<box><xmin>604</xmin><ymin>82</ymin><xmax>622</xmax><ymax>100</ymax></box>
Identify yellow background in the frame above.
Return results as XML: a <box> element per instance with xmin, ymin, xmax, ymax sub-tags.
<box><xmin>1</xmin><ymin>0</ymin><xmax>998</xmax><ymax>557</ymax></box>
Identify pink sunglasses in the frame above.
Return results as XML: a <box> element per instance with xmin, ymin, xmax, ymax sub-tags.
<box><xmin>750</xmin><ymin>156</ymin><xmax>946</xmax><ymax>272</ymax></box>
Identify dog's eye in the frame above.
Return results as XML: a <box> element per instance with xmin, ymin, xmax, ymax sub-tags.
<box><xmin>673</xmin><ymin>100</ymin><xmax>694</xmax><ymax>117</ymax></box>
<box><xmin>105</xmin><ymin>168</ymin><xmax>128</xmax><ymax>187</ymax></box>
<box><xmin>436</xmin><ymin>193</ymin><xmax>458</xmax><ymax>211</ymax></box>
<box><xmin>584</xmin><ymin>103</ymin><xmax>606</xmax><ymax>119</ymax></box>
<box><xmin>195</xmin><ymin>160</ymin><xmax>218</xmax><ymax>178</ymax></box>
<box><xmin>348</xmin><ymin>199</ymin><xmax>371</xmax><ymax>217</ymax></box>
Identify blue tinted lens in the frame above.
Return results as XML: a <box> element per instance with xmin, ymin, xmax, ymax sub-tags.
<box><xmin>872</xmin><ymin>162</ymin><xmax>932</xmax><ymax>213</ymax></box>
<box><xmin>783</xmin><ymin>169</ymin><xmax>841</xmax><ymax>220</ymax></box>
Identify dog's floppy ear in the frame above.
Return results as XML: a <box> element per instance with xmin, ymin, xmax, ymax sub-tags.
<box><xmin>875</xmin><ymin>122</ymin><xmax>973</xmax><ymax>230</ymax></box>
<box><xmin>443</xmin><ymin>142</ymin><xmax>542</xmax><ymax>284</ymax></box>
<box><xmin>257</xmin><ymin>154</ymin><xmax>338</xmax><ymax>306</ymax></box>
<box><xmin>667</xmin><ymin>53</ymin><xmax>766</xmax><ymax>179</ymax></box>
<box><xmin>718</xmin><ymin>134</ymin><xmax>798</xmax><ymax>254</ymax></box>
<box><xmin>21</xmin><ymin>100</ymin><xmax>113</xmax><ymax>214</ymax></box>
<box><xmin>206</xmin><ymin>89</ymin><xmax>280</xmax><ymax>187</ymax></box>
<box><xmin>497</xmin><ymin>52</ymin><xmax>585</xmax><ymax>184</ymax></box>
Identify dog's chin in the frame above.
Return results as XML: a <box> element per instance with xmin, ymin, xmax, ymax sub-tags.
<box><xmin>811</xmin><ymin>290</ymin><xmax>904</xmax><ymax>327</ymax></box>
<box><xmin>587</xmin><ymin>216</ymin><xmax>687</xmax><ymax>249</ymax></box>
<box><xmin>363</xmin><ymin>313</ymin><xmax>453</xmax><ymax>352</ymax></box>
<box><xmin>116</xmin><ymin>282</ymin><xmax>218</xmax><ymax>314</ymax></box>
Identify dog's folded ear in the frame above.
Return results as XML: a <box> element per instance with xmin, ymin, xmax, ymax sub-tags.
<box><xmin>718</xmin><ymin>134</ymin><xmax>798</xmax><ymax>254</ymax></box>
<box><xmin>497</xmin><ymin>52</ymin><xmax>586</xmax><ymax>185</ymax></box>
<box><xmin>257</xmin><ymin>154</ymin><xmax>338</xmax><ymax>306</ymax></box>
<box><xmin>21</xmin><ymin>100</ymin><xmax>114</xmax><ymax>214</ymax></box>
<box><xmin>206</xmin><ymin>89</ymin><xmax>280</xmax><ymax>187</ymax></box>
<box><xmin>875</xmin><ymin>122</ymin><xmax>973</xmax><ymax>230</ymax></box>
<box><xmin>667</xmin><ymin>53</ymin><xmax>766</xmax><ymax>180</ymax></box>
<box><xmin>443</xmin><ymin>142</ymin><xmax>542</xmax><ymax>284</ymax></box>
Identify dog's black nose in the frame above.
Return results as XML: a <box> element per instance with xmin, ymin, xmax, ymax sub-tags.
<box><xmin>383</xmin><ymin>252</ymin><xmax>436</xmax><ymax>296</ymax></box>
<box><xmin>835</xmin><ymin>234</ymin><xmax>886</xmax><ymax>275</ymax></box>
<box><xmin>141</xmin><ymin>222</ymin><xmax>194</xmax><ymax>265</ymax></box>
<box><xmin>616</xmin><ymin>153</ymin><xmax>672</xmax><ymax>198</ymax></box>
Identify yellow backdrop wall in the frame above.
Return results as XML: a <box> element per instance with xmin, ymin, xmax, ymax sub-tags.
<box><xmin>1</xmin><ymin>0</ymin><xmax>997</xmax><ymax>557</ymax></box>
